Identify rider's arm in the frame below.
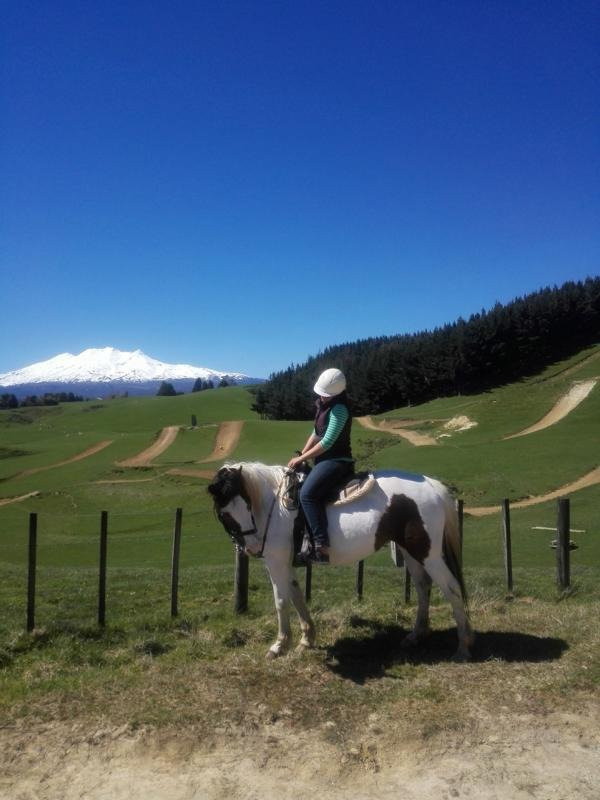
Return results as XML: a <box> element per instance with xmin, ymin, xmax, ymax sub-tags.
<box><xmin>289</xmin><ymin>406</ymin><xmax>348</xmax><ymax>467</ymax></box>
<box><xmin>320</xmin><ymin>404</ymin><xmax>349</xmax><ymax>450</ymax></box>
<box><xmin>301</xmin><ymin>431</ymin><xmax>320</xmax><ymax>455</ymax></box>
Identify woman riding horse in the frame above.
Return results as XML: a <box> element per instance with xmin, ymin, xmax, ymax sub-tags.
<box><xmin>287</xmin><ymin>368</ymin><xmax>354</xmax><ymax>563</ymax></box>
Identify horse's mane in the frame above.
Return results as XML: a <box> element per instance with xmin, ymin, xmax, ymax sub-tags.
<box><xmin>224</xmin><ymin>462</ymin><xmax>285</xmax><ymax>516</ymax></box>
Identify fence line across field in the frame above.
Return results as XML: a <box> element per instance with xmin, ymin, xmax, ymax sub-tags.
<box><xmin>23</xmin><ymin>497</ymin><xmax>576</xmax><ymax>631</ymax></box>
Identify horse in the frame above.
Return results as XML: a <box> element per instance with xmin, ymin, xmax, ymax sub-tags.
<box><xmin>208</xmin><ymin>462</ymin><xmax>474</xmax><ymax>661</ymax></box>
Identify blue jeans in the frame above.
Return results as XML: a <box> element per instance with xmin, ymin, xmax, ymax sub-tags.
<box><xmin>299</xmin><ymin>459</ymin><xmax>354</xmax><ymax>549</ymax></box>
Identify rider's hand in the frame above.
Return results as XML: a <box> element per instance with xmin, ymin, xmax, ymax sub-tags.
<box><xmin>287</xmin><ymin>455</ymin><xmax>303</xmax><ymax>470</ymax></box>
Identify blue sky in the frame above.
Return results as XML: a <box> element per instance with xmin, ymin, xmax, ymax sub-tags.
<box><xmin>2</xmin><ymin>1</ymin><xmax>598</xmax><ymax>378</ymax></box>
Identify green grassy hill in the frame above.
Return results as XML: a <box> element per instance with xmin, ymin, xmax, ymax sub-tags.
<box><xmin>0</xmin><ymin>347</ymin><xmax>598</xmax><ymax>589</ymax></box>
<box><xmin>1</xmin><ymin>347</ymin><xmax>599</xmax><ymax>559</ymax></box>
<box><xmin>1</xmin><ymin>352</ymin><xmax>599</xmax><ymax>744</ymax></box>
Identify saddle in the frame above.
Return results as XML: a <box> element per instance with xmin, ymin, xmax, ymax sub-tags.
<box><xmin>331</xmin><ymin>472</ymin><xmax>376</xmax><ymax>506</ymax></box>
<box><xmin>282</xmin><ymin>469</ymin><xmax>375</xmax><ymax>511</ymax></box>
<box><xmin>283</xmin><ymin>469</ymin><xmax>376</xmax><ymax>566</ymax></box>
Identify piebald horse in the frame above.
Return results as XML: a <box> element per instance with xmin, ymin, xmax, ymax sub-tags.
<box><xmin>208</xmin><ymin>463</ymin><xmax>474</xmax><ymax>661</ymax></box>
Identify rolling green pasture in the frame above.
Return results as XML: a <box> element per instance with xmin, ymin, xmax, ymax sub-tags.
<box><xmin>0</xmin><ymin>357</ymin><xmax>599</xmax><ymax>734</ymax></box>
<box><xmin>1</xmin><ymin>352</ymin><xmax>599</xmax><ymax>577</ymax></box>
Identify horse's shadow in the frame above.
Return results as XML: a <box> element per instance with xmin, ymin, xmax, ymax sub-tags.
<box><xmin>325</xmin><ymin>616</ymin><xmax>569</xmax><ymax>684</ymax></box>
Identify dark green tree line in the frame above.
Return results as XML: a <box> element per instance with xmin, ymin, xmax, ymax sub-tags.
<box><xmin>252</xmin><ymin>277</ymin><xmax>600</xmax><ymax>419</ymax></box>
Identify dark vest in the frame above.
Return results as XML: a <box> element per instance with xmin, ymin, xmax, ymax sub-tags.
<box><xmin>314</xmin><ymin>392</ymin><xmax>353</xmax><ymax>464</ymax></box>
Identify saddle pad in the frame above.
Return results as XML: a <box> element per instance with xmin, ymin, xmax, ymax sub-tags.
<box><xmin>331</xmin><ymin>473</ymin><xmax>376</xmax><ymax>506</ymax></box>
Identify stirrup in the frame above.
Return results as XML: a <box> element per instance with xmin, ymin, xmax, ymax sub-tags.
<box><xmin>311</xmin><ymin>548</ymin><xmax>330</xmax><ymax>564</ymax></box>
<box><xmin>295</xmin><ymin>545</ymin><xmax>330</xmax><ymax>565</ymax></box>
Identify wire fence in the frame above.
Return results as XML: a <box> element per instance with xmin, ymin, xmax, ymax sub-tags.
<box><xmin>14</xmin><ymin>497</ymin><xmax>579</xmax><ymax>633</ymax></box>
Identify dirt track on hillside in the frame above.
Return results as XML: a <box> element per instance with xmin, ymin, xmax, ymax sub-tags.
<box><xmin>0</xmin><ymin>490</ymin><xmax>40</xmax><ymax>507</ymax></box>
<box><xmin>117</xmin><ymin>426</ymin><xmax>180</xmax><ymax>467</ymax></box>
<box><xmin>466</xmin><ymin>465</ymin><xmax>600</xmax><ymax>516</ymax></box>
<box><xmin>197</xmin><ymin>420</ymin><xmax>244</xmax><ymax>463</ymax></box>
<box><xmin>356</xmin><ymin>416</ymin><xmax>437</xmax><ymax>446</ymax></box>
<box><xmin>505</xmin><ymin>379</ymin><xmax>597</xmax><ymax>439</ymax></box>
<box><xmin>13</xmin><ymin>440</ymin><xmax>113</xmax><ymax>479</ymax></box>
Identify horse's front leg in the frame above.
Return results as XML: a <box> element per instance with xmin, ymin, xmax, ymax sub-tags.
<box><xmin>290</xmin><ymin>573</ymin><xmax>315</xmax><ymax>650</ymax></box>
<box><xmin>265</xmin><ymin>562</ymin><xmax>293</xmax><ymax>660</ymax></box>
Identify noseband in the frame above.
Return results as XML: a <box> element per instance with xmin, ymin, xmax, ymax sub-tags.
<box><xmin>210</xmin><ymin>467</ymin><xmax>284</xmax><ymax>559</ymax></box>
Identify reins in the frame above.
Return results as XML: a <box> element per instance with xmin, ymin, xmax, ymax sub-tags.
<box><xmin>234</xmin><ymin>470</ymin><xmax>287</xmax><ymax>559</ymax></box>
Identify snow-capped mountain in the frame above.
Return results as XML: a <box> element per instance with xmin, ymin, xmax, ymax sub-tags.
<box><xmin>0</xmin><ymin>347</ymin><xmax>262</xmax><ymax>397</ymax></box>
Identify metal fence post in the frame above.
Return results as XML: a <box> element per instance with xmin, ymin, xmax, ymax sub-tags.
<box><xmin>356</xmin><ymin>560</ymin><xmax>364</xmax><ymax>601</ymax></box>
<box><xmin>171</xmin><ymin>508</ymin><xmax>183</xmax><ymax>617</ymax></box>
<box><xmin>27</xmin><ymin>513</ymin><xmax>37</xmax><ymax>632</ymax></box>
<box><xmin>98</xmin><ymin>511</ymin><xmax>108</xmax><ymax>626</ymax></box>
<box><xmin>557</xmin><ymin>498</ymin><xmax>570</xmax><ymax>589</ymax></box>
<box><xmin>502</xmin><ymin>499</ymin><xmax>513</xmax><ymax>592</ymax></box>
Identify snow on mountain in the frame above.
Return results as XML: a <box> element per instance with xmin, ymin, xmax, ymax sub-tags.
<box><xmin>0</xmin><ymin>348</ymin><xmax>250</xmax><ymax>386</ymax></box>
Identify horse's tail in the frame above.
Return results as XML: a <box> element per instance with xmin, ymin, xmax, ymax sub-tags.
<box><xmin>439</xmin><ymin>486</ymin><xmax>468</xmax><ymax>607</ymax></box>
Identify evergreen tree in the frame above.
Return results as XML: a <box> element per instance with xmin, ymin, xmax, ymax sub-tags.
<box><xmin>157</xmin><ymin>381</ymin><xmax>176</xmax><ymax>396</ymax></box>
<box><xmin>0</xmin><ymin>394</ymin><xmax>18</xmax><ymax>409</ymax></box>
<box><xmin>254</xmin><ymin>277</ymin><xmax>600</xmax><ymax>419</ymax></box>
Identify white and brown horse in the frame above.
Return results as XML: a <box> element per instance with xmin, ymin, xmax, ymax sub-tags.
<box><xmin>208</xmin><ymin>463</ymin><xmax>474</xmax><ymax>661</ymax></box>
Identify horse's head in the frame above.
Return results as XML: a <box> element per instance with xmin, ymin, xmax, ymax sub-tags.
<box><xmin>207</xmin><ymin>465</ymin><xmax>257</xmax><ymax>549</ymax></box>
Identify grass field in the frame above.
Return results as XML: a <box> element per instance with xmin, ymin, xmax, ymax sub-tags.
<box><xmin>1</xmin><ymin>350</ymin><xmax>599</xmax><ymax>798</ymax></box>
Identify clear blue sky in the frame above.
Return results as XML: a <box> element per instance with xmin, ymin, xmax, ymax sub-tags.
<box><xmin>2</xmin><ymin>1</ymin><xmax>598</xmax><ymax>378</ymax></box>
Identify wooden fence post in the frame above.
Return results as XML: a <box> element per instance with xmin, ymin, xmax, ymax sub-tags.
<box><xmin>305</xmin><ymin>562</ymin><xmax>312</xmax><ymax>603</ymax></box>
<box><xmin>557</xmin><ymin>498</ymin><xmax>570</xmax><ymax>589</ymax></box>
<box><xmin>171</xmin><ymin>508</ymin><xmax>183</xmax><ymax>617</ymax></box>
<box><xmin>234</xmin><ymin>548</ymin><xmax>249</xmax><ymax>613</ymax></box>
<box><xmin>356</xmin><ymin>560</ymin><xmax>364</xmax><ymax>601</ymax></box>
<box><xmin>98</xmin><ymin>511</ymin><xmax>108</xmax><ymax>626</ymax></box>
<box><xmin>502</xmin><ymin>499</ymin><xmax>513</xmax><ymax>592</ymax></box>
<box><xmin>27</xmin><ymin>513</ymin><xmax>37</xmax><ymax>632</ymax></box>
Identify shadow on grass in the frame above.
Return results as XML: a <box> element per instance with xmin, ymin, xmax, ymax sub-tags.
<box><xmin>325</xmin><ymin>617</ymin><xmax>569</xmax><ymax>683</ymax></box>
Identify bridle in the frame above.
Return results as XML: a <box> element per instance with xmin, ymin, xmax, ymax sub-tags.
<box><xmin>216</xmin><ymin>470</ymin><xmax>286</xmax><ymax>559</ymax></box>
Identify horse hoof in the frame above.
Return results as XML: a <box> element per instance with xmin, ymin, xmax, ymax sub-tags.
<box><xmin>266</xmin><ymin>649</ymin><xmax>280</xmax><ymax>660</ymax></box>
<box><xmin>401</xmin><ymin>630</ymin><xmax>428</xmax><ymax>649</ymax></box>
<box><xmin>452</xmin><ymin>650</ymin><xmax>471</xmax><ymax>663</ymax></box>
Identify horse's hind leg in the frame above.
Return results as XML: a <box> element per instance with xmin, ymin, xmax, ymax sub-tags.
<box><xmin>290</xmin><ymin>572</ymin><xmax>316</xmax><ymax>650</ymax></box>
<box><xmin>402</xmin><ymin>552</ymin><xmax>432</xmax><ymax>647</ymax></box>
<box><xmin>424</xmin><ymin>555</ymin><xmax>474</xmax><ymax>661</ymax></box>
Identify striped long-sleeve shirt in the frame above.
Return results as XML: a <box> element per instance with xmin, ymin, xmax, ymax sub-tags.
<box><xmin>316</xmin><ymin>403</ymin><xmax>351</xmax><ymax>452</ymax></box>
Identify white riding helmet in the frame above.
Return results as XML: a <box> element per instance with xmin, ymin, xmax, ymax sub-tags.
<box><xmin>313</xmin><ymin>368</ymin><xmax>346</xmax><ymax>398</ymax></box>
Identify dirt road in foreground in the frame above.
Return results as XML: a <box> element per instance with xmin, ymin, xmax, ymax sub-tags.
<box><xmin>2</xmin><ymin>705</ymin><xmax>598</xmax><ymax>800</ymax></box>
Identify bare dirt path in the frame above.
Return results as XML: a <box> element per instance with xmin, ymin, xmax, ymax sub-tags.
<box><xmin>2</xmin><ymin>706</ymin><xmax>599</xmax><ymax>800</ymax></box>
<box><xmin>505</xmin><ymin>379</ymin><xmax>597</xmax><ymax>439</ymax></box>
<box><xmin>197</xmin><ymin>420</ymin><xmax>244</xmax><ymax>463</ymax></box>
<box><xmin>466</xmin><ymin>465</ymin><xmax>600</xmax><ymax>516</ymax></box>
<box><xmin>13</xmin><ymin>440</ymin><xmax>113</xmax><ymax>479</ymax></box>
<box><xmin>0</xmin><ymin>490</ymin><xmax>40</xmax><ymax>507</ymax></box>
<box><xmin>117</xmin><ymin>426</ymin><xmax>180</xmax><ymax>468</ymax></box>
<box><xmin>356</xmin><ymin>416</ymin><xmax>437</xmax><ymax>446</ymax></box>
